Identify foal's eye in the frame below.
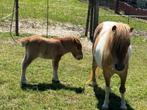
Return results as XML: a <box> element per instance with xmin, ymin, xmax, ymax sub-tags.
<box><xmin>76</xmin><ymin>45</ymin><xmax>81</xmax><ymax>50</ymax></box>
<box><xmin>77</xmin><ymin>46</ymin><xmax>80</xmax><ymax>50</ymax></box>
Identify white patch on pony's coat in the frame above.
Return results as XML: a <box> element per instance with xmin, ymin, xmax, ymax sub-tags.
<box><xmin>128</xmin><ymin>45</ymin><xmax>132</xmax><ymax>59</ymax></box>
<box><xmin>94</xmin><ymin>21</ymin><xmax>117</xmax><ymax>68</ymax></box>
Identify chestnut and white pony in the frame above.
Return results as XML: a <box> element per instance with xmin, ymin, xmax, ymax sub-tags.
<box><xmin>87</xmin><ymin>21</ymin><xmax>133</xmax><ymax>110</ymax></box>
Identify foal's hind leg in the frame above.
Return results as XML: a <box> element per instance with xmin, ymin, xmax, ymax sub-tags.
<box><xmin>86</xmin><ymin>57</ymin><xmax>98</xmax><ymax>86</ymax></box>
<box><xmin>21</xmin><ymin>53</ymin><xmax>35</xmax><ymax>86</ymax></box>
<box><xmin>52</xmin><ymin>56</ymin><xmax>61</xmax><ymax>83</ymax></box>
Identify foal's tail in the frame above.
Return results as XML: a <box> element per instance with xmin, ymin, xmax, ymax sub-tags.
<box><xmin>17</xmin><ymin>37</ymin><xmax>30</xmax><ymax>47</ymax></box>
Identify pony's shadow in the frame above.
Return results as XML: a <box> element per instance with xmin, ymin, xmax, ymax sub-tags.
<box><xmin>93</xmin><ymin>86</ymin><xmax>134</xmax><ymax>110</ymax></box>
<box><xmin>21</xmin><ymin>82</ymin><xmax>84</xmax><ymax>94</ymax></box>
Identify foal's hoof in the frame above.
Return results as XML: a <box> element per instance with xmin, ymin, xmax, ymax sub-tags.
<box><xmin>52</xmin><ymin>80</ymin><xmax>60</xmax><ymax>84</ymax></box>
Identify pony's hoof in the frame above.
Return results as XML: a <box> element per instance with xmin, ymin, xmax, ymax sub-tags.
<box><xmin>120</xmin><ymin>105</ymin><xmax>127</xmax><ymax>110</ymax></box>
<box><xmin>102</xmin><ymin>104</ymin><xmax>109</xmax><ymax>110</ymax></box>
<box><xmin>86</xmin><ymin>80</ymin><xmax>97</xmax><ymax>87</ymax></box>
<box><xmin>52</xmin><ymin>80</ymin><xmax>60</xmax><ymax>84</ymax></box>
<box><xmin>20</xmin><ymin>82</ymin><xmax>28</xmax><ymax>89</ymax></box>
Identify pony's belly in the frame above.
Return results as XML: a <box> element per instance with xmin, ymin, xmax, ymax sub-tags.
<box><xmin>38</xmin><ymin>52</ymin><xmax>52</xmax><ymax>59</ymax></box>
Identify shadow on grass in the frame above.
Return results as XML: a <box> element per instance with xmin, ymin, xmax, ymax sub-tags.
<box><xmin>93</xmin><ymin>86</ymin><xmax>134</xmax><ymax>110</ymax></box>
<box><xmin>21</xmin><ymin>82</ymin><xmax>84</xmax><ymax>94</ymax></box>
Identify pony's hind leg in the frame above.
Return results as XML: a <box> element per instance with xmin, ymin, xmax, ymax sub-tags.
<box><xmin>102</xmin><ymin>70</ymin><xmax>111</xmax><ymax>109</ymax></box>
<box><xmin>21</xmin><ymin>53</ymin><xmax>35</xmax><ymax>86</ymax></box>
<box><xmin>86</xmin><ymin>57</ymin><xmax>98</xmax><ymax>86</ymax></box>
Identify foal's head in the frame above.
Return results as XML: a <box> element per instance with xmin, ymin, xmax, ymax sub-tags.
<box><xmin>111</xmin><ymin>23</ymin><xmax>133</xmax><ymax>71</ymax></box>
<box><xmin>71</xmin><ymin>37</ymin><xmax>83</xmax><ymax>60</ymax></box>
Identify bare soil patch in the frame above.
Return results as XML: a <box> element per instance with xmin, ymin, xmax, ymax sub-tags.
<box><xmin>0</xmin><ymin>19</ymin><xmax>146</xmax><ymax>50</ymax></box>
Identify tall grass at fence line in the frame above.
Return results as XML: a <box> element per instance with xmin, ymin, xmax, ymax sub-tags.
<box><xmin>0</xmin><ymin>0</ymin><xmax>14</xmax><ymax>18</ymax></box>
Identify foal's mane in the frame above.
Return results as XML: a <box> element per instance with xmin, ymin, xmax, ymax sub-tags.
<box><xmin>55</xmin><ymin>37</ymin><xmax>81</xmax><ymax>49</ymax></box>
<box><xmin>55</xmin><ymin>36</ymin><xmax>79</xmax><ymax>42</ymax></box>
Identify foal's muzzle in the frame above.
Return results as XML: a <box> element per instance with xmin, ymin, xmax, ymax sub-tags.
<box><xmin>76</xmin><ymin>54</ymin><xmax>83</xmax><ymax>60</ymax></box>
<box><xmin>115</xmin><ymin>63</ymin><xmax>125</xmax><ymax>71</ymax></box>
<box><xmin>75</xmin><ymin>54</ymin><xmax>83</xmax><ymax>60</ymax></box>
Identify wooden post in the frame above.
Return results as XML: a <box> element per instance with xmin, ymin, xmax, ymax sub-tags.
<box><xmin>85</xmin><ymin>0</ymin><xmax>99</xmax><ymax>42</ymax></box>
<box><xmin>15</xmin><ymin>0</ymin><xmax>19</xmax><ymax>36</ymax></box>
<box><xmin>85</xmin><ymin>0</ymin><xmax>91</xmax><ymax>37</ymax></box>
<box><xmin>89</xmin><ymin>1</ymin><xmax>94</xmax><ymax>41</ymax></box>
<box><xmin>93</xmin><ymin>0</ymin><xmax>99</xmax><ymax>37</ymax></box>
<box><xmin>115</xmin><ymin>0</ymin><xmax>120</xmax><ymax>14</ymax></box>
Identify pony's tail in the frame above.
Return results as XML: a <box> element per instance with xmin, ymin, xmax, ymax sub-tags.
<box><xmin>17</xmin><ymin>37</ymin><xmax>30</xmax><ymax>47</ymax></box>
<box><xmin>86</xmin><ymin>67</ymin><xmax>99</xmax><ymax>86</ymax></box>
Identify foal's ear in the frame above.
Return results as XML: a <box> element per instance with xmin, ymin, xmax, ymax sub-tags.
<box><xmin>73</xmin><ymin>37</ymin><xmax>80</xmax><ymax>44</ymax></box>
<box><xmin>112</xmin><ymin>25</ymin><xmax>117</xmax><ymax>32</ymax></box>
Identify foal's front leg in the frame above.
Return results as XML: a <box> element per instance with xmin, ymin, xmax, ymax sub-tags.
<box><xmin>102</xmin><ymin>70</ymin><xmax>111</xmax><ymax>109</ymax></box>
<box><xmin>52</xmin><ymin>56</ymin><xmax>61</xmax><ymax>83</ymax></box>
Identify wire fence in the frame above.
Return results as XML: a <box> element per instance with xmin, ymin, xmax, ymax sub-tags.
<box><xmin>0</xmin><ymin>0</ymin><xmax>147</xmax><ymax>37</ymax></box>
<box><xmin>0</xmin><ymin>0</ymin><xmax>88</xmax><ymax>36</ymax></box>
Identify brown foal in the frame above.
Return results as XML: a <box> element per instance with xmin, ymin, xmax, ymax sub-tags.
<box><xmin>18</xmin><ymin>35</ymin><xmax>83</xmax><ymax>86</ymax></box>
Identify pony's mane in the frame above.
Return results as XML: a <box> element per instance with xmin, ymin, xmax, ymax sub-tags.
<box><xmin>110</xmin><ymin>22</ymin><xmax>131</xmax><ymax>59</ymax></box>
<box><xmin>114</xmin><ymin>22</ymin><xmax>130</xmax><ymax>40</ymax></box>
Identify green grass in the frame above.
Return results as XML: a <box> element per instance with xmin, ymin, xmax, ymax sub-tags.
<box><xmin>0</xmin><ymin>33</ymin><xmax>147</xmax><ymax>110</ymax></box>
<box><xmin>0</xmin><ymin>0</ymin><xmax>147</xmax><ymax>31</ymax></box>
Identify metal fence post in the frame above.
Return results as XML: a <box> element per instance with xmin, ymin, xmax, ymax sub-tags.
<box><xmin>15</xmin><ymin>0</ymin><xmax>19</xmax><ymax>36</ymax></box>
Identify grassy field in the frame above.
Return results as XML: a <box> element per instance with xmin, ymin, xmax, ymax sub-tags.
<box><xmin>0</xmin><ymin>32</ymin><xmax>147</xmax><ymax>110</ymax></box>
<box><xmin>0</xmin><ymin>0</ymin><xmax>147</xmax><ymax>31</ymax></box>
<box><xmin>0</xmin><ymin>0</ymin><xmax>147</xmax><ymax>110</ymax></box>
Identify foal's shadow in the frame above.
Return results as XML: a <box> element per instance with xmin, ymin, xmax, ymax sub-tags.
<box><xmin>21</xmin><ymin>82</ymin><xmax>84</xmax><ymax>94</ymax></box>
<box><xmin>93</xmin><ymin>86</ymin><xmax>134</xmax><ymax>110</ymax></box>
